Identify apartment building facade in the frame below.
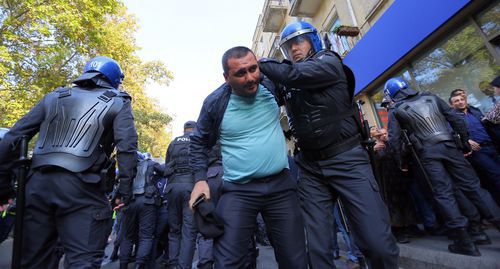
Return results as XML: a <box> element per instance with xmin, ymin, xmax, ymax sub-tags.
<box><xmin>252</xmin><ymin>0</ymin><xmax>499</xmax><ymax>129</ymax></box>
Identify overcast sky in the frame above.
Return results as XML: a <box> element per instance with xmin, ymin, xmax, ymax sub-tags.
<box><xmin>122</xmin><ymin>0</ymin><xmax>266</xmax><ymax>136</ymax></box>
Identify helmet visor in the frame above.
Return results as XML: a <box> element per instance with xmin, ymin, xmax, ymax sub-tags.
<box><xmin>280</xmin><ymin>34</ymin><xmax>314</xmax><ymax>61</ymax></box>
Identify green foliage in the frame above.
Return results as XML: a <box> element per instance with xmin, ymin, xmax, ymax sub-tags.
<box><xmin>0</xmin><ymin>0</ymin><xmax>173</xmax><ymax>157</ymax></box>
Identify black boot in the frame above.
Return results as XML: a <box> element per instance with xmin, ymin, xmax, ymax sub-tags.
<box><xmin>110</xmin><ymin>245</ymin><xmax>119</xmax><ymax>261</ymax></box>
<box><xmin>468</xmin><ymin>221</ymin><xmax>491</xmax><ymax>245</ymax></box>
<box><xmin>448</xmin><ymin>228</ymin><xmax>481</xmax><ymax>256</ymax></box>
<box><xmin>119</xmin><ymin>263</ymin><xmax>128</xmax><ymax>269</ymax></box>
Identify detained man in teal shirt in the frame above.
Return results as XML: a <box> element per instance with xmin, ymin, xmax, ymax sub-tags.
<box><xmin>189</xmin><ymin>46</ymin><xmax>307</xmax><ymax>269</ymax></box>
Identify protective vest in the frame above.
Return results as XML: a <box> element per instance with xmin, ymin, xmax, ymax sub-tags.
<box><xmin>170</xmin><ymin>134</ymin><xmax>191</xmax><ymax>174</ymax></box>
<box><xmin>394</xmin><ymin>94</ymin><xmax>452</xmax><ymax>144</ymax></box>
<box><xmin>284</xmin><ymin>50</ymin><xmax>357</xmax><ymax>150</ymax></box>
<box><xmin>31</xmin><ymin>87</ymin><xmax>124</xmax><ymax>172</ymax></box>
<box><xmin>132</xmin><ymin>159</ymin><xmax>154</xmax><ymax>195</ymax></box>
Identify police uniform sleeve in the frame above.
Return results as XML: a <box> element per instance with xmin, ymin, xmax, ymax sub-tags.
<box><xmin>259</xmin><ymin>52</ymin><xmax>345</xmax><ymax>90</ymax></box>
<box><xmin>0</xmin><ymin>96</ymin><xmax>47</xmax><ymax>164</ymax></box>
<box><xmin>0</xmin><ymin>96</ymin><xmax>47</xmax><ymax>203</ymax></box>
<box><xmin>113</xmin><ymin>98</ymin><xmax>138</xmax><ymax>199</ymax></box>
<box><xmin>190</xmin><ymin>100</ymin><xmax>212</xmax><ymax>182</ymax></box>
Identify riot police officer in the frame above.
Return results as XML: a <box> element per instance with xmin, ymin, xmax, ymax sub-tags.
<box><xmin>258</xmin><ymin>21</ymin><xmax>399</xmax><ymax>269</ymax></box>
<box><xmin>119</xmin><ymin>152</ymin><xmax>164</xmax><ymax>269</ymax></box>
<box><xmin>385</xmin><ymin>77</ymin><xmax>500</xmax><ymax>256</ymax></box>
<box><xmin>164</xmin><ymin>121</ymin><xmax>198</xmax><ymax>269</ymax></box>
<box><xmin>0</xmin><ymin>56</ymin><xmax>138</xmax><ymax>268</ymax></box>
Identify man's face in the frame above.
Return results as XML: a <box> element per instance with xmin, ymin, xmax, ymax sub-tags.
<box><xmin>288</xmin><ymin>37</ymin><xmax>312</xmax><ymax>62</ymax></box>
<box><xmin>450</xmin><ymin>95</ymin><xmax>467</xmax><ymax>110</ymax></box>
<box><xmin>481</xmin><ymin>86</ymin><xmax>494</xmax><ymax>96</ymax></box>
<box><xmin>494</xmin><ymin>86</ymin><xmax>500</xmax><ymax>96</ymax></box>
<box><xmin>224</xmin><ymin>52</ymin><xmax>260</xmax><ymax>97</ymax></box>
<box><xmin>379</xmin><ymin>128</ymin><xmax>388</xmax><ymax>142</ymax></box>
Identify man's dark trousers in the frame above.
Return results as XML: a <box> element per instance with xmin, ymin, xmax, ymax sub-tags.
<box><xmin>119</xmin><ymin>195</ymin><xmax>158</xmax><ymax>265</ymax></box>
<box><xmin>466</xmin><ymin>144</ymin><xmax>500</xmax><ymax>205</ymax></box>
<box><xmin>22</xmin><ymin>170</ymin><xmax>112</xmax><ymax>268</ymax></box>
<box><xmin>297</xmin><ymin>145</ymin><xmax>399</xmax><ymax>269</ymax></box>
<box><xmin>419</xmin><ymin>143</ymin><xmax>500</xmax><ymax>228</ymax></box>
<box><xmin>166</xmin><ymin>180</ymin><xmax>197</xmax><ymax>269</ymax></box>
<box><xmin>213</xmin><ymin>169</ymin><xmax>307</xmax><ymax>269</ymax></box>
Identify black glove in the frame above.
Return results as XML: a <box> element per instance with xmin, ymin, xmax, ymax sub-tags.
<box><xmin>462</xmin><ymin>140</ymin><xmax>472</xmax><ymax>154</ymax></box>
<box><xmin>119</xmin><ymin>193</ymin><xmax>131</xmax><ymax>206</ymax></box>
<box><xmin>0</xmin><ymin>172</ymin><xmax>15</xmax><ymax>204</ymax></box>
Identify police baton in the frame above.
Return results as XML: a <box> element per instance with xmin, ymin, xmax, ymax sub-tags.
<box><xmin>12</xmin><ymin>135</ymin><xmax>29</xmax><ymax>269</ymax></box>
<box><xmin>401</xmin><ymin>129</ymin><xmax>434</xmax><ymax>193</ymax></box>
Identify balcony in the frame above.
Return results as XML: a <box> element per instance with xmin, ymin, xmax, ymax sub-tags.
<box><xmin>262</xmin><ymin>0</ymin><xmax>287</xmax><ymax>32</ymax></box>
<box><xmin>289</xmin><ymin>0</ymin><xmax>323</xmax><ymax>17</ymax></box>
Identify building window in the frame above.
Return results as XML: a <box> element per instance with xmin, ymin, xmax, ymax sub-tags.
<box><xmin>368</xmin><ymin>3</ymin><xmax>500</xmax><ymax>128</ymax></box>
<box><xmin>324</xmin><ymin>18</ymin><xmax>360</xmax><ymax>56</ymax></box>
<box><xmin>412</xmin><ymin>22</ymin><xmax>498</xmax><ymax>113</ymax></box>
<box><xmin>475</xmin><ymin>0</ymin><xmax>500</xmax><ymax>38</ymax></box>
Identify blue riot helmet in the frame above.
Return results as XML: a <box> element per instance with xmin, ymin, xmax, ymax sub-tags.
<box><xmin>81</xmin><ymin>56</ymin><xmax>124</xmax><ymax>89</ymax></box>
<box><xmin>384</xmin><ymin>77</ymin><xmax>408</xmax><ymax>98</ymax></box>
<box><xmin>279</xmin><ymin>21</ymin><xmax>323</xmax><ymax>61</ymax></box>
<box><xmin>143</xmin><ymin>152</ymin><xmax>152</xmax><ymax>160</ymax></box>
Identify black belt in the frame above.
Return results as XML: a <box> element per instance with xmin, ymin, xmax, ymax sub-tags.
<box><xmin>300</xmin><ymin>134</ymin><xmax>361</xmax><ymax>161</ymax></box>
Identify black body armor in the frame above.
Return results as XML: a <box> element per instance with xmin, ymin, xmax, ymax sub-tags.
<box><xmin>31</xmin><ymin>87</ymin><xmax>124</xmax><ymax>172</ymax></box>
<box><xmin>170</xmin><ymin>134</ymin><xmax>192</xmax><ymax>175</ymax></box>
<box><xmin>394</xmin><ymin>94</ymin><xmax>453</xmax><ymax>145</ymax></box>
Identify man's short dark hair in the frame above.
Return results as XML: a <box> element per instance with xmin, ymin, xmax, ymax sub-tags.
<box><xmin>450</xmin><ymin>88</ymin><xmax>465</xmax><ymax>98</ymax></box>
<box><xmin>491</xmin><ymin>76</ymin><xmax>500</xmax><ymax>88</ymax></box>
<box><xmin>222</xmin><ymin>46</ymin><xmax>254</xmax><ymax>74</ymax></box>
<box><xmin>448</xmin><ymin>92</ymin><xmax>464</xmax><ymax>104</ymax></box>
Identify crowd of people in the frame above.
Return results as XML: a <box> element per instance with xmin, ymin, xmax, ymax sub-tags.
<box><xmin>368</xmin><ymin>77</ymin><xmax>500</xmax><ymax>250</ymax></box>
<box><xmin>0</xmin><ymin>19</ymin><xmax>499</xmax><ymax>269</ymax></box>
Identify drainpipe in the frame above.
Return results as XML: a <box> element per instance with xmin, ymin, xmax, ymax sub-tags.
<box><xmin>346</xmin><ymin>0</ymin><xmax>358</xmax><ymax>26</ymax></box>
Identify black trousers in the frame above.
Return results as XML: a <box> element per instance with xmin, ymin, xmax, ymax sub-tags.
<box><xmin>119</xmin><ymin>195</ymin><xmax>158</xmax><ymax>265</ymax></box>
<box><xmin>213</xmin><ymin>169</ymin><xmax>307</xmax><ymax>269</ymax></box>
<box><xmin>419</xmin><ymin>142</ymin><xmax>500</xmax><ymax>228</ymax></box>
<box><xmin>296</xmin><ymin>145</ymin><xmax>399</xmax><ymax>269</ymax></box>
<box><xmin>22</xmin><ymin>170</ymin><xmax>112</xmax><ymax>269</ymax></box>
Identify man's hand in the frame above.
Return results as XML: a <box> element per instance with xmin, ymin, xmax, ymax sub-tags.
<box><xmin>189</xmin><ymin>180</ymin><xmax>210</xmax><ymax>211</ymax></box>
<box><xmin>113</xmin><ymin>194</ymin><xmax>130</xmax><ymax>211</ymax></box>
<box><xmin>0</xmin><ymin>198</ymin><xmax>13</xmax><ymax>212</ymax></box>
<box><xmin>374</xmin><ymin>141</ymin><xmax>386</xmax><ymax>151</ymax></box>
<box><xmin>468</xmin><ymin>139</ymin><xmax>481</xmax><ymax>151</ymax></box>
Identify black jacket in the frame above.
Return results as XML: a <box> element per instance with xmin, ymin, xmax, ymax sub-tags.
<box><xmin>0</xmin><ymin>80</ymin><xmax>138</xmax><ymax>197</ymax></box>
<box><xmin>259</xmin><ymin>50</ymin><xmax>358</xmax><ymax>150</ymax></box>
<box><xmin>388</xmin><ymin>91</ymin><xmax>469</xmax><ymax>160</ymax></box>
<box><xmin>189</xmin><ymin>76</ymin><xmax>282</xmax><ymax>182</ymax></box>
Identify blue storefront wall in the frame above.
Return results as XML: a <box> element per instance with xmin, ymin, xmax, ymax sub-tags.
<box><xmin>343</xmin><ymin>0</ymin><xmax>471</xmax><ymax>95</ymax></box>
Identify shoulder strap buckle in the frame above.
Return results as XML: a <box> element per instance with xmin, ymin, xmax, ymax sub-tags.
<box><xmin>58</xmin><ymin>88</ymin><xmax>71</xmax><ymax>98</ymax></box>
<box><xmin>98</xmin><ymin>90</ymin><xmax>117</xmax><ymax>103</ymax></box>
